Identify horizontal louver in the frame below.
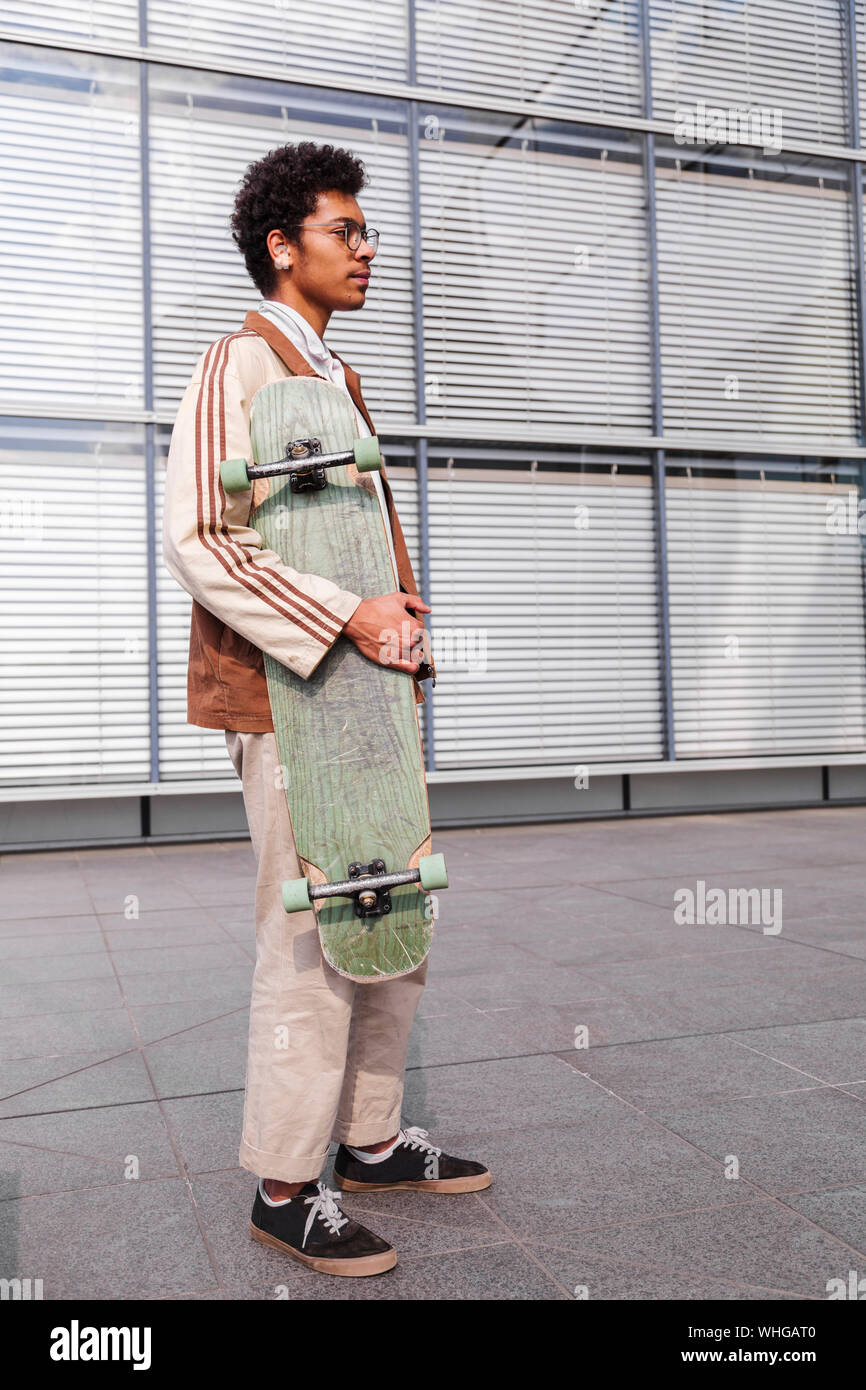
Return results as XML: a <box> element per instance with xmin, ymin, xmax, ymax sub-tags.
<box><xmin>0</xmin><ymin>44</ymin><xmax>144</xmax><ymax>414</ymax></box>
<box><xmin>380</xmin><ymin>459</ymin><xmax>421</xmax><ymax>579</ymax></box>
<box><xmin>148</xmin><ymin>67</ymin><xmax>415</xmax><ymax>424</ymax></box>
<box><xmin>382</xmin><ymin>462</ymin><xmax>428</xmax><ymax>760</ymax></box>
<box><xmin>1</xmin><ymin>15</ymin><xmax>864</xmax><ymax>815</ymax></box>
<box><xmin>0</xmin><ymin>421</ymin><xmax>150</xmax><ymax>786</ymax></box>
<box><xmin>667</xmin><ymin>476</ymin><xmax>866</xmax><ymax>757</ymax></box>
<box><xmin>147</xmin><ymin>2</ymin><xmax>406</xmax><ymax>83</ymax></box>
<box><xmin>651</xmin><ymin>0</ymin><xmax>847</xmax><ymax>148</ymax></box>
<box><xmin>2</xmin><ymin>2</ymin><xmax>139</xmax><ymax>46</ymax></box>
<box><xmin>416</xmin><ymin>0</ymin><xmax>643</xmax><ymax>119</ymax></box>
<box><xmin>425</xmin><ymin>463</ymin><xmax>663</xmax><ymax>767</ymax></box>
<box><xmin>420</xmin><ymin>122</ymin><xmax>652</xmax><ymax>432</ymax></box>
<box><xmin>656</xmin><ymin>160</ymin><xmax>858</xmax><ymax>442</ymax></box>
<box><xmin>858</xmin><ymin>0</ymin><xmax>866</xmax><ymax>143</ymax></box>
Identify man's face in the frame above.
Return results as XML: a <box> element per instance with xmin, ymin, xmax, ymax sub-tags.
<box><xmin>288</xmin><ymin>191</ymin><xmax>375</xmax><ymax>311</ymax></box>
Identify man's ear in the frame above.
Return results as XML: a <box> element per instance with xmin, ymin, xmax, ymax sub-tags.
<box><xmin>266</xmin><ymin>228</ymin><xmax>292</xmax><ymax>270</ymax></box>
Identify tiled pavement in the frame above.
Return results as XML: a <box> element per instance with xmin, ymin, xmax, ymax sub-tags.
<box><xmin>1</xmin><ymin>805</ymin><xmax>865</xmax><ymax>1300</ymax></box>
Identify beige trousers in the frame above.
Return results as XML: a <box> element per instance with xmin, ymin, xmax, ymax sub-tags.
<box><xmin>226</xmin><ymin>730</ymin><xmax>428</xmax><ymax>1182</ymax></box>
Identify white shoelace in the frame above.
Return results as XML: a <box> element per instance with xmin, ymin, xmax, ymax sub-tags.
<box><xmin>400</xmin><ymin>1125</ymin><xmax>442</xmax><ymax>1157</ymax></box>
<box><xmin>302</xmin><ymin>1183</ymin><xmax>349</xmax><ymax>1249</ymax></box>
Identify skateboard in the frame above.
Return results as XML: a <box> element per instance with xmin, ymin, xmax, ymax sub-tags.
<box><xmin>220</xmin><ymin>376</ymin><xmax>447</xmax><ymax>982</ymax></box>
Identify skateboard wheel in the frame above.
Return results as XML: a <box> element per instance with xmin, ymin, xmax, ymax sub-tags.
<box><xmin>220</xmin><ymin>457</ymin><xmax>251</xmax><ymax>493</ymax></box>
<box><xmin>281</xmin><ymin>877</ymin><xmax>312</xmax><ymax>913</ymax></box>
<box><xmin>418</xmin><ymin>853</ymin><xmax>448</xmax><ymax>891</ymax></box>
<box><xmin>353</xmin><ymin>436</ymin><xmax>382</xmax><ymax>473</ymax></box>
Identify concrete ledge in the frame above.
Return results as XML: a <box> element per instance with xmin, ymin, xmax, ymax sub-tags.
<box><xmin>2</xmin><ymin>762</ymin><xmax>866</xmax><ymax>851</ymax></box>
<box><xmin>628</xmin><ymin>765</ymin><xmax>824</xmax><ymax>811</ymax></box>
<box><xmin>148</xmin><ymin>792</ymin><xmax>247</xmax><ymax>838</ymax></box>
<box><xmin>0</xmin><ymin>797</ymin><xmax>142</xmax><ymax>848</ymax></box>
<box><xmin>429</xmin><ymin>774</ymin><xmax>623</xmax><ymax>827</ymax></box>
<box><xmin>828</xmin><ymin>763</ymin><xmax>866</xmax><ymax>798</ymax></box>
<box><xmin>3</xmin><ymin>751</ymin><xmax>866</xmax><ymax>805</ymax></box>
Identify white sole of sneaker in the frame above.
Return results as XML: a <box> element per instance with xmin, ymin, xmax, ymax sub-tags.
<box><xmin>249</xmin><ymin>1220</ymin><xmax>397</xmax><ymax>1276</ymax></box>
<box><xmin>337</xmin><ymin>1173</ymin><xmax>493</xmax><ymax>1194</ymax></box>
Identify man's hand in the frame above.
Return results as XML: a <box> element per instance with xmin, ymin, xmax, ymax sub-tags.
<box><xmin>343</xmin><ymin>592</ymin><xmax>431</xmax><ymax>674</ymax></box>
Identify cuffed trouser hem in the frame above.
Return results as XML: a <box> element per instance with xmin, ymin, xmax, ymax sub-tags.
<box><xmin>331</xmin><ymin>1112</ymin><xmax>404</xmax><ymax>1147</ymax></box>
<box><xmin>239</xmin><ymin>1139</ymin><xmax>329</xmax><ymax>1185</ymax></box>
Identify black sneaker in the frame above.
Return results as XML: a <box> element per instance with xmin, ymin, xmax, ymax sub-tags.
<box><xmin>250</xmin><ymin>1178</ymin><xmax>396</xmax><ymax>1277</ymax></box>
<box><xmin>334</xmin><ymin>1126</ymin><xmax>492</xmax><ymax>1194</ymax></box>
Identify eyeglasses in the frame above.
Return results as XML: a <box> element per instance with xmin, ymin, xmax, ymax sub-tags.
<box><xmin>296</xmin><ymin>219</ymin><xmax>379</xmax><ymax>252</ymax></box>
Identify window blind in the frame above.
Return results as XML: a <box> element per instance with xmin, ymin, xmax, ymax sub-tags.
<box><xmin>656</xmin><ymin>157</ymin><xmax>858</xmax><ymax>443</ymax></box>
<box><xmin>651</xmin><ymin>0</ymin><xmax>847</xmax><ymax>149</ymax></box>
<box><xmin>419</xmin><ymin>115</ymin><xmax>652</xmax><ymax>434</ymax></box>
<box><xmin>857</xmin><ymin>0</ymin><xmax>866</xmax><ymax>142</ymax></box>
<box><xmin>383</xmin><ymin>463</ymin><xmax>421</xmax><ymax>579</ymax></box>
<box><xmin>423</xmin><ymin>456</ymin><xmax>663</xmax><ymax>767</ymax></box>
<box><xmin>416</xmin><ymin>0</ymin><xmax>643</xmax><ymax>120</ymax></box>
<box><xmin>146</xmin><ymin>1</ymin><xmax>407</xmax><ymax>84</ymax></box>
<box><xmin>667</xmin><ymin>474</ymin><xmax>866</xmax><ymax>756</ymax></box>
<box><xmin>2</xmin><ymin>2</ymin><xmax>140</xmax><ymax>47</ymax></box>
<box><xmin>0</xmin><ymin>421</ymin><xmax>150</xmax><ymax>786</ymax></box>
<box><xmin>374</xmin><ymin>456</ymin><xmax>428</xmax><ymax>762</ymax></box>
<box><xmin>0</xmin><ymin>43</ymin><xmax>144</xmax><ymax>414</ymax></box>
<box><xmin>148</xmin><ymin>67</ymin><xmax>415</xmax><ymax>425</ymax></box>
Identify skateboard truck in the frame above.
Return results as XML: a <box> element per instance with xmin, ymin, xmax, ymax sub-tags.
<box><xmin>281</xmin><ymin>853</ymin><xmax>448</xmax><ymax>922</ymax></box>
<box><xmin>219</xmin><ymin>435</ymin><xmax>382</xmax><ymax>495</ymax></box>
<box><xmin>349</xmin><ymin>860</ymin><xmax>393</xmax><ymax>920</ymax></box>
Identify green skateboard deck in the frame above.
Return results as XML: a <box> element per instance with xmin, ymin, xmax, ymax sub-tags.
<box><xmin>240</xmin><ymin>376</ymin><xmax>442</xmax><ymax>982</ymax></box>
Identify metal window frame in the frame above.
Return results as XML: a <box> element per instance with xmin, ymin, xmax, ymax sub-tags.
<box><xmin>639</xmin><ymin>0</ymin><xmax>675</xmax><ymax>761</ymax></box>
<box><xmin>407</xmin><ymin>1</ymin><xmax>435</xmax><ymax>769</ymax></box>
<box><xmin>139</xmin><ymin>0</ymin><xmax>160</xmax><ymax>782</ymax></box>
<box><xmin>843</xmin><ymin>0</ymin><xmax>866</xmax><ymax>718</ymax></box>
<box><xmin>1</xmin><ymin>20</ymin><xmax>865</xmax><ymax>164</ymax></box>
<box><xmin>845</xmin><ymin>0</ymin><xmax>866</xmax><ymax>445</ymax></box>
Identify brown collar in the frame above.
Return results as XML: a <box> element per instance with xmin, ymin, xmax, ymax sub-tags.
<box><xmin>242</xmin><ymin>309</ymin><xmax>376</xmax><ymax>435</ymax></box>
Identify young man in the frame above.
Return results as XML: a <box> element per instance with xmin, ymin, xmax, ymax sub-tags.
<box><xmin>163</xmin><ymin>141</ymin><xmax>491</xmax><ymax>1278</ymax></box>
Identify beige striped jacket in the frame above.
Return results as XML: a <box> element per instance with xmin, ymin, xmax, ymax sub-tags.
<box><xmin>162</xmin><ymin>311</ymin><xmax>425</xmax><ymax>731</ymax></box>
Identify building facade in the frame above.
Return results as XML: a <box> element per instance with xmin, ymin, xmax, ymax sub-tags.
<box><xmin>3</xmin><ymin>1</ymin><xmax>866</xmax><ymax>847</ymax></box>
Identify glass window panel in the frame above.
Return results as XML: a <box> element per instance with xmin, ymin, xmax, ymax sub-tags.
<box><xmin>420</xmin><ymin>109</ymin><xmax>652</xmax><ymax>433</ymax></box>
<box><xmin>2</xmin><ymin>1</ymin><xmax>140</xmax><ymax>46</ymax></box>
<box><xmin>656</xmin><ymin>150</ymin><xmax>858</xmax><ymax>443</ymax></box>
<box><xmin>651</xmin><ymin>0</ymin><xmax>847</xmax><ymax>148</ymax></box>
<box><xmin>148</xmin><ymin>66</ymin><xmax>414</xmax><ymax>424</ymax></box>
<box><xmin>147</xmin><ymin>0</ymin><xmax>407</xmax><ymax>85</ymax></box>
<box><xmin>416</xmin><ymin>0</ymin><xmax>643</xmax><ymax>120</ymax></box>
<box><xmin>0</xmin><ymin>419</ymin><xmax>150</xmax><ymax>786</ymax></box>
<box><xmin>425</xmin><ymin>447</ymin><xmax>663</xmax><ymax>766</ymax></box>
<box><xmin>0</xmin><ymin>42</ymin><xmax>144</xmax><ymax>412</ymax></box>
<box><xmin>667</xmin><ymin>463</ymin><xmax>866</xmax><ymax>755</ymax></box>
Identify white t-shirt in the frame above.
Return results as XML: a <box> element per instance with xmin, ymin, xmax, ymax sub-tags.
<box><xmin>257</xmin><ymin>298</ymin><xmax>399</xmax><ymax>581</ymax></box>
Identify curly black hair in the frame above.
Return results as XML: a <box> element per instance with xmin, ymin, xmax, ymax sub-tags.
<box><xmin>231</xmin><ymin>141</ymin><xmax>368</xmax><ymax>296</ymax></box>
